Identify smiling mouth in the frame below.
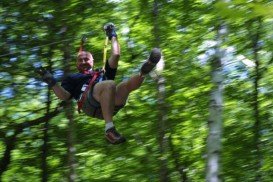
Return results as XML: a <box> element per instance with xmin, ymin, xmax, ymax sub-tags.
<box><xmin>81</xmin><ymin>65</ymin><xmax>90</xmax><ymax>69</ymax></box>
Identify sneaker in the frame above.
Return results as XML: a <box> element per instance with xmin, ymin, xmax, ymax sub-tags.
<box><xmin>140</xmin><ymin>48</ymin><xmax>161</xmax><ymax>75</ymax></box>
<box><xmin>105</xmin><ymin>127</ymin><xmax>126</xmax><ymax>144</ymax></box>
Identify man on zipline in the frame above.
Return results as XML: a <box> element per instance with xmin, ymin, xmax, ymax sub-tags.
<box><xmin>38</xmin><ymin>23</ymin><xmax>161</xmax><ymax>144</ymax></box>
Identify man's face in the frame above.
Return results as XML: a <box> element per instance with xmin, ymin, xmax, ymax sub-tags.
<box><xmin>76</xmin><ymin>51</ymin><xmax>94</xmax><ymax>73</ymax></box>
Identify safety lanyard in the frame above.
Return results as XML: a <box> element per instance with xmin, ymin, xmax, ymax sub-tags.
<box><xmin>77</xmin><ymin>72</ymin><xmax>100</xmax><ymax>113</ymax></box>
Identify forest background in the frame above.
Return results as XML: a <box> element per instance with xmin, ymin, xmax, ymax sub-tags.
<box><xmin>1</xmin><ymin>0</ymin><xmax>273</xmax><ymax>181</ymax></box>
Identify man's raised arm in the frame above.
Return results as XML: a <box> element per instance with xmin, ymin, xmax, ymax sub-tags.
<box><xmin>104</xmin><ymin>23</ymin><xmax>120</xmax><ymax>69</ymax></box>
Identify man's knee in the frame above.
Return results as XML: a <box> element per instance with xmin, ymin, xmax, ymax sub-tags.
<box><xmin>95</xmin><ymin>80</ymin><xmax>116</xmax><ymax>95</ymax></box>
<box><xmin>103</xmin><ymin>80</ymin><xmax>116</xmax><ymax>91</ymax></box>
<box><xmin>93</xmin><ymin>80</ymin><xmax>116</xmax><ymax>101</ymax></box>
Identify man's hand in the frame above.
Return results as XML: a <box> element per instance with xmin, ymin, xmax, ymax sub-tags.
<box><xmin>35</xmin><ymin>67</ymin><xmax>57</xmax><ymax>88</ymax></box>
<box><xmin>103</xmin><ymin>22</ymin><xmax>117</xmax><ymax>39</ymax></box>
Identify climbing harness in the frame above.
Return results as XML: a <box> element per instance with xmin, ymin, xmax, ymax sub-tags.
<box><xmin>77</xmin><ymin>71</ymin><xmax>100</xmax><ymax>113</ymax></box>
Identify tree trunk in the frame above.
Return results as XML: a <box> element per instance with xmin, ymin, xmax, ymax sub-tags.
<box><xmin>63</xmin><ymin>41</ymin><xmax>77</xmax><ymax>182</ymax></box>
<box><xmin>157</xmin><ymin>75</ymin><xmax>169</xmax><ymax>182</ymax></box>
<box><xmin>249</xmin><ymin>17</ymin><xmax>263</xmax><ymax>182</ymax></box>
<box><xmin>65</xmin><ymin>101</ymin><xmax>77</xmax><ymax>182</ymax></box>
<box><xmin>152</xmin><ymin>0</ymin><xmax>169</xmax><ymax>181</ymax></box>
<box><xmin>206</xmin><ymin>25</ymin><xmax>225</xmax><ymax>182</ymax></box>
<box><xmin>41</xmin><ymin>50</ymin><xmax>54</xmax><ymax>182</ymax></box>
<box><xmin>41</xmin><ymin>89</ymin><xmax>51</xmax><ymax>182</ymax></box>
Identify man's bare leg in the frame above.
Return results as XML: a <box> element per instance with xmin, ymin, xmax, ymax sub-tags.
<box><xmin>93</xmin><ymin>80</ymin><xmax>115</xmax><ymax>122</ymax></box>
<box><xmin>115</xmin><ymin>48</ymin><xmax>162</xmax><ymax>106</ymax></box>
<box><xmin>92</xmin><ymin>80</ymin><xmax>125</xmax><ymax>144</ymax></box>
<box><xmin>115</xmin><ymin>74</ymin><xmax>145</xmax><ymax>106</ymax></box>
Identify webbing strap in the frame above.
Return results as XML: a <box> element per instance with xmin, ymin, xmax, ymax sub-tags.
<box><xmin>77</xmin><ymin>72</ymin><xmax>100</xmax><ymax>113</ymax></box>
<box><xmin>79</xmin><ymin>35</ymin><xmax>87</xmax><ymax>53</ymax></box>
<box><xmin>102</xmin><ymin>36</ymin><xmax>109</xmax><ymax>71</ymax></box>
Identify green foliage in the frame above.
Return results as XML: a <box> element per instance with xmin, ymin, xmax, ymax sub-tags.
<box><xmin>1</xmin><ymin>0</ymin><xmax>273</xmax><ymax>181</ymax></box>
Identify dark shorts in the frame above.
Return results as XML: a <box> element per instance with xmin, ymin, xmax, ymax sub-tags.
<box><xmin>82</xmin><ymin>86</ymin><xmax>124</xmax><ymax>120</ymax></box>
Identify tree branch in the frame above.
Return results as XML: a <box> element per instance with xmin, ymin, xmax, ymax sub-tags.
<box><xmin>0</xmin><ymin>106</ymin><xmax>63</xmax><ymax>176</ymax></box>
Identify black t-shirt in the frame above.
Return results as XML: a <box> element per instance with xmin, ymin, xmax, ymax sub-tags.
<box><xmin>61</xmin><ymin>61</ymin><xmax>117</xmax><ymax>100</ymax></box>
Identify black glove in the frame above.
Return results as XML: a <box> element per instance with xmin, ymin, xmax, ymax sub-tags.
<box><xmin>103</xmin><ymin>22</ymin><xmax>117</xmax><ymax>39</ymax></box>
<box><xmin>35</xmin><ymin>67</ymin><xmax>57</xmax><ymax>88</ymax></box>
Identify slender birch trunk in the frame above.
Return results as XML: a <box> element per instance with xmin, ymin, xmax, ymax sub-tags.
<box><xmin>65</xmin><ymin>102</ymin><xmax>77</xmax><ymax>182</ymax></box>
<box><xmin>153</xmin><ymin>0</ymin><xmax>169</xmax><ymax>181</ymax></box>
<box><xmin>206</xmin><ymin>25</ymin><xmax>225</xmax><ymax>182</ymax></box>
<box><xmin>63</xmin><ymin>43</ymin><xmax>77</xmax><ymax>182</ymax></box>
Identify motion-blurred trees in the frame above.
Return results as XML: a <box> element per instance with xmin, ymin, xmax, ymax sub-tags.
<box><xmin>1</xmin><ymin>0</ymin><xmax>273</xmax><ymax>181</ymax></box>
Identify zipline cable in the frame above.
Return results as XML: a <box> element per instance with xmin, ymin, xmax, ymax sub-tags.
<box><xmin>0</xmin><ymin>31</ymin><xmax>94</xmax><ymax>58</ymax></box>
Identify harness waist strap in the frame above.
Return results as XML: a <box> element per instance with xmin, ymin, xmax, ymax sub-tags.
<box><xmin>77</xmin><ymin>72</ymin><xmax>100</xmax><ymax>113</ymax></box>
